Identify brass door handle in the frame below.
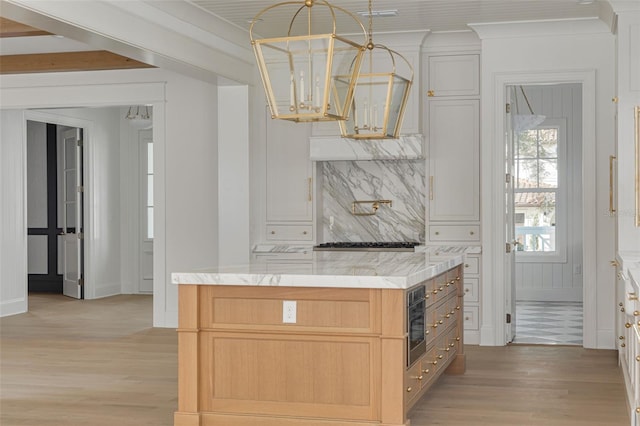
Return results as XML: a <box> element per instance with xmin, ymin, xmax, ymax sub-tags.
<box><xmin>609</xmin><ymin>155</ymin><xmax>616</xmax><ymax>215</ymax></box>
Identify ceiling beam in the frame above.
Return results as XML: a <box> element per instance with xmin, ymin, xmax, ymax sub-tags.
<box><xmin>0</xmin><ymin>17</ymin><xmax>50</xmax><ymax>37</ymax></box>
<box><xmin>0</xmin><ymin>51</ymin><xmax>155</xmax><ymax>74</ymax></box>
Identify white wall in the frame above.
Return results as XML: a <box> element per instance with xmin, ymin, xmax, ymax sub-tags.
<box><xmin>515</xmin><ymin>84</ymin><xmax>583</xmax><ymax>302</ymax></box>
<box><xmin>218</xmin><ymin>85</ymin><xmax>250</xmax><ymax>265</ymax></box>
<box><xmin>0</xmin><ymin>110</ymin><xmax>28</xmax><ymax>316</ymax></box>
<box><xmin>0</xmin><ymin>68</ymin><xmax>220</xmax><ymax>328</ymax></box>
<box><xmin>471</xmin><ymin>18</ymin><xmax>616</xmax><ymax>348</ymax></box>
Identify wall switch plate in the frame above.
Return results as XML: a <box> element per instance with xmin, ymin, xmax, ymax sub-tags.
<box><xmin>283</xmin><ymin>300</ymin><xmax>297</xmax><ymax>323</ymax></box>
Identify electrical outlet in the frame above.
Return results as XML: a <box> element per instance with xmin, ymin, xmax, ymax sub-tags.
<box><xmin>283</xmin><ymin>300</ymin><xmax>297</xmax><ymax>323</ymax></box>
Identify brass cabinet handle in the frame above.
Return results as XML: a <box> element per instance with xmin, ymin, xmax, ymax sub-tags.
<box><xmin>629</xmin><ymin>293</ymin><xmax>638</xmax><ymax>300</ymax></box>
<box><xmin>429</xmin><ymin>176</ymin><xmax>434</xmax><ymax>200</ymax></box>
<box><xmin>427</xmin><ymin>90</ymin><xmax>435</xmax><ymax>97</ymax></box>
<box><xmin>609</xmin><ymin>155</ymin><xmax>616</xmax><ymax>215</ymax></box>
<box><xmin>611</xmin><ymin>260</ymin><xmax>619</xmax><ymax>267</ymax></box>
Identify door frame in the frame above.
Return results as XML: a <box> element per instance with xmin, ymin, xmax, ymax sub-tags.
<box><xmin>26</xmin><ymin>112</ymin><xmax>90</xmax><ymax>297</ymax></box>
<box><xmin>2</xmin><ymin>81</ymin><xmax>165</xmax><ymax>318</ymax></box>
<box><xmin>484</xmin><ymin>70</ymin><xmax>597</xmax><ymax>347</ymax></box>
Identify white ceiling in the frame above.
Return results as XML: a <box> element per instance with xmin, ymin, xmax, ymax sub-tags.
<box><xmin>190</xmin><ymin>0</ymin><xmax>603</xmax><ymax>36</ymax></box>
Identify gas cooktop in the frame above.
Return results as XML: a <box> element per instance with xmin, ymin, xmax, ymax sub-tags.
<box><xmin>313</xmin><ymin>242</ymin><xmax>421</xmax><ymax>252</ymax></box>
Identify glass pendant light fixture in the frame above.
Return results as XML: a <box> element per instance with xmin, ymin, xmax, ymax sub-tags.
<box><xmin>339</xmin><ymin>0</ymin><xmax>413</xmax><ymax>139</ymax></box>
<box><xmin>250</xmin><ymin>0</ymin><xmax>368</xmax><ymax>122</ymax></box>
<box><xmin>125</xmin><ymin>105</ymin><xmax>152</xmax><ymax>130</ymax></box>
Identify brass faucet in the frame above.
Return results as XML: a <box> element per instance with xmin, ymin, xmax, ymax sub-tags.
<box><xmin>352</xmin><ymin>199</ymin><xmax>393</xmax><ymax>216</ymax></box>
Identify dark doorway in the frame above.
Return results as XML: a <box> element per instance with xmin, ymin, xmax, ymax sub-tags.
<box><xmin>27</xmin><ymin>122</ymin><xmax>62</xmax><ymax>293</ymax></box>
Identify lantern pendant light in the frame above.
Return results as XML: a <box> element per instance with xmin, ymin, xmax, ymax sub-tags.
<box><xmin>339</xmin><ymin>0</ymin><xmax>413</xmax><ymax>139</ymax></box>
<box><xmin>250</xmin><ymin>0</ymin><xmax>368</xmax><ymax>123</ymax></box>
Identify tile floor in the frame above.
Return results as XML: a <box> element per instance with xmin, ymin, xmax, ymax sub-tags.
<box><xmin>512</xmin><ymin>301</ymin><xmax>583</xmax><ymax>345</ymax></box>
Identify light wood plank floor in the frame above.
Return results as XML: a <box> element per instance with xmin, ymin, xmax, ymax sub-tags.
<box><xmin>1</xmin><ymin>294</ymin><xmax>629</xmax><ymax>426</ymax></box>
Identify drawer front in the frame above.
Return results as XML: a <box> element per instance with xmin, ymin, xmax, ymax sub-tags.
<box><xmin>429</xmin><ymin>225</ymin><xmax>480</xmax><ymax>242</ymax></box>
<box><xmin>463</xmin><ymin>306</ymin><xmax>479</xmax><ymax>330</ymax></box>
<box><xmin>405</xmin><ymin>360</ymin><xmax>424</xmax><ymax>406</ymax></box>
<box><xmin>463</xmin><ymin>256</ymin><xmax>480</xmax><ymax>275</ymax></box>
<box><xmin>266</xmin><ymin>224</ymin><xmax>313</xmax><ymax>241</ymax></box>
<box><xmin>463</xmin><ymin>277</ymin><xmax>479</xmax><ymax>303</ymax></box>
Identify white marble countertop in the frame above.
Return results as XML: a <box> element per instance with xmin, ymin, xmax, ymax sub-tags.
<box><xmin>172</xmin><ymin>251</ymin><xmax>464</xmax><ymax>290</ymax></box>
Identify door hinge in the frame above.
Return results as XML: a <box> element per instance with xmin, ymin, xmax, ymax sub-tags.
<box><xmin>506</xmin><ymin>313</ymin><xmax>512</xmax><ymax>324</ymax></box>
<box><xmin>77</xmin><ymin>139</ymin><xmax>83</xmax><ymax>147</ymax></box>
<box><xmin>505</xmin><ymin>173</ymin><xmax>511</xmax><ymax>184</ymax></box>
<box><xmin>77</xmin><ymin>185</ymin><xmax>84</xmax><ymax>193</ymax></box>
<box><xmin>506</xmin><ymin>242</ymin><xmax>512</xmax><ymax>253</ymax></box>
<box><xmin>78</xmin><ymin>278</ymin><xmax>84</xmax><ymax>287</ymax></box>
<box><xmin>78</xmin><ymin>232</ymin><xmax>84</xmax><ymax>240</ymax></box>
<box><xmin>506</xmin><ymin>103</ymin><xmax>511</xmax><ymax>113</ymax></box>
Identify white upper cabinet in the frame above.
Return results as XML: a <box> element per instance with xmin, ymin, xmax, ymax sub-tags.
<box><xmin>428</xmin><ymin>99</ymin><xmax>480</xmax><ymax>222</ymax></box>
<box><xmin>427</xmin><ymin>55</ymin><xmax>479</xmax><ymax>98</ymax></box>
<box><xmin>265</xmin><ymin>113</ymin><xmax>313</xmax><ymax>224</ymax></box>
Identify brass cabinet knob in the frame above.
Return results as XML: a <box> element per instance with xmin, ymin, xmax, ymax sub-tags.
<box><xmin>432</xmin><ymin>360</ymin><xmax>438</xmax><ymax>365</ymax></box>
<box><xmin>611</xmin><ymin>260</ymin><xmax>619</xmax><ymax>266</ymax></box>
<box><xmin>636</xmin><ymin>407</ymin><xmax>640</xmax><ymax>414</ymax></box>
<box><xmin>444</xmin><ymin>313</ymin><xmax>451</xmax><ymax>319</ymax></box>
<box><xmin>626</xmin><ymin>323</ymin><xmax>632</xmax><ymax>328</ymax></box>
<box><xmin>303</xmin><ymin>231</ymin><xmax>307</xmax><ymax>235</ymax></box>
<box><xmin>407</xmin><ymin>387</ymin><xmax>412</xmax><ymax>392</ymax></box>
<box><xmin>435</xmin><ymin>231</ymin><xmax>440</xmax><ymax>235</ymax></box>
<box><xmin>271</xmin><ymin>231</ymin><xmax>276</xmax><ymax>234</ymax></box>
<box><xmin>621</xmin><ymin>343</ymin><xmax>626</xmax><ymax>347</ymax></box>
<box><xmin>422</xmin><ymin>368</ymin><xmax>430</xmax><ymax>374</ymax></box>
<box><xmin>438</xmin><ymin>354</ymin><xmax>444</xmax><ymax>359</ymax></box>
<box><xmin>439</xmin><ymin>320</ymin><xmax>444</xmax><ymax>324</ymax></box>
<box><xmin>425</xmin><ymin>330</ymin><xmax>430</xmax><ymax>335</ymax></box>
<box><xmin>425</xmin><ymin>294</ymin><xmax>430</xmax><ymax>299</ymax></box>
<box><xmin>439</xmin><ymin>286</ymin><xmax>444</xmax><ymax>292</ymax></box>
<box><xmin>636</xmin><ymin>356</ymin><xmax>640</xmax><ymax>362</ymax></box>
<box><xmin>621</xmin><ymin>307</ymin><xmax>626</xmax><ymax>313</ymax></box>
<box><xmin>412</xmin><ymin>375</ymin><xmax>423</xmax><ymax>381</ymax></box>
<box><xmin>620</xmin><ymin>335</ymin><xmax>625</xmax><ymax>340</ymax></box>
<box><xmin>444</xmin><ymin>347</ymin><xmax>450</xmax><ymax>352</ymax></box>
<box><xmin>432</xmin><ymin>323</ymin><xmax>439</xmax><ymax>328</ymax></box>
<box><xmin>620</xmin><ymin>302</ymin><xmax>624</xmax><ymax>307</ymax></box>
<box><xmin>634</xmin><ymin>311</ymin><xmax>640</xmax><ymax>316</ymax></box>
<box><xmin>427</xmin><ymin>90</ymin><xmax>435</xmax><ymax>97</ymax></box>
<box><xmin>433</xmin><ymin>289</ymin><xmax>439</xmax><ymax>295</ymax></box>
<box><xmin>456</xmin><ymin>306</ymin><xmax>461</xmax><ymax>310</ymax></box>
<box><xmin>470</xmin><ymin>231</ymin><xmax>474</xmax><ymax>235</ymax></box>
<box><xmin>450</xmin><ymin>342</ymin><xmax>455</xmax><ymax>347</ymax></box>
<box><xmin>455</xmin><ymin>337</ymin><xmax>461</xmax><ymax>341</ymax></box>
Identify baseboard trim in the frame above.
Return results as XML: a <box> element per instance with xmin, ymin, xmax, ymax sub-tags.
<box><xmin>0</xmin><ymin>297</ymin><xmax>27</xmax><ymax>317</ymax></box>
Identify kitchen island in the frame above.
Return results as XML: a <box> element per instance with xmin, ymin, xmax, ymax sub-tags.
<box><xmin>172</xmin><ymin>251</ymin><xmax>465</xmax><ymax>426</ymax></box>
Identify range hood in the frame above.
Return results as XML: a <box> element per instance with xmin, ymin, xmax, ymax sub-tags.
<box><xmin>309</xmin><ymin>134</ymin><xmax>423</xmax><ymax>161</ymax></box>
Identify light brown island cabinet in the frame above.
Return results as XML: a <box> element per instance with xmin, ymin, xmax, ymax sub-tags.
<box><xmin>174</xmin><ymin>263</ymin><xmax>465</xmax><ymax>426</ymax></box>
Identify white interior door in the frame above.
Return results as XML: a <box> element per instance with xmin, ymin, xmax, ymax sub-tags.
<box><xmin>505</xmin><ymin>87</ymin><xmax>517</xmax><ymax>342</ymax></box>
<box><xmin>62</xmin><ymin>127</ymin><xmax>83</xmax><ymax>299</ymax></box>
<box><xmin>139</xmin><ymin>129</ymin><xmax>153</xmax><ymax>293</ymax></box>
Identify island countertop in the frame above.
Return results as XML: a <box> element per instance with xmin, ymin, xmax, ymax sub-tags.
<box><xmin>171</xmin><ymin>251</ymin><xmax>464</xmax><ymax>290</ymax></box>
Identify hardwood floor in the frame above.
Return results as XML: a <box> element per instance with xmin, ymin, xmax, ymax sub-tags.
<box><xmin>1</xmin><ymin>294</ymin><xmax>628</xmax><ymax>426</ymax></box>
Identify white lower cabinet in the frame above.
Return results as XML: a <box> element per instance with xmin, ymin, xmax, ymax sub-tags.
<box><xmin>463</xmin><ymin>253</ymin><xmax>481</xmax><ymax>343</ymax></box>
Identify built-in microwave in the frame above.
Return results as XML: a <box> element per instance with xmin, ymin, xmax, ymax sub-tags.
<box><xmin>407</xmin><ymin>285</ymin><xmax>426</xmax><ymax>367</ymax></box>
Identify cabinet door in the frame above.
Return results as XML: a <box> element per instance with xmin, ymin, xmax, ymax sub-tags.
<box><xmin>266</xmin><ymin>113</ymin><xmax>313</xmax><ymax>222</ymax></box>
<box><xmin>428</xmin><ymin>55</ymin><xmax>479</xmax><ymax>97</ymax></box>
<box><xmin>428</xmin><ymin>99</ymin><xmax>480</xmax><ymax>222</ymax></box>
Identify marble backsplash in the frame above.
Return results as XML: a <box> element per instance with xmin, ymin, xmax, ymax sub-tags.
<box><xmin>321</xmin><ymin>160</ymin><xmax>425</xmax><ymax>243</ymax></box>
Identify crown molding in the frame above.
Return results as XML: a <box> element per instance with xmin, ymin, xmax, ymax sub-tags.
<box><xmin>468</xmin><ymin>17</ymin><xmax>610</xmax><ymax>40</ymax></box>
